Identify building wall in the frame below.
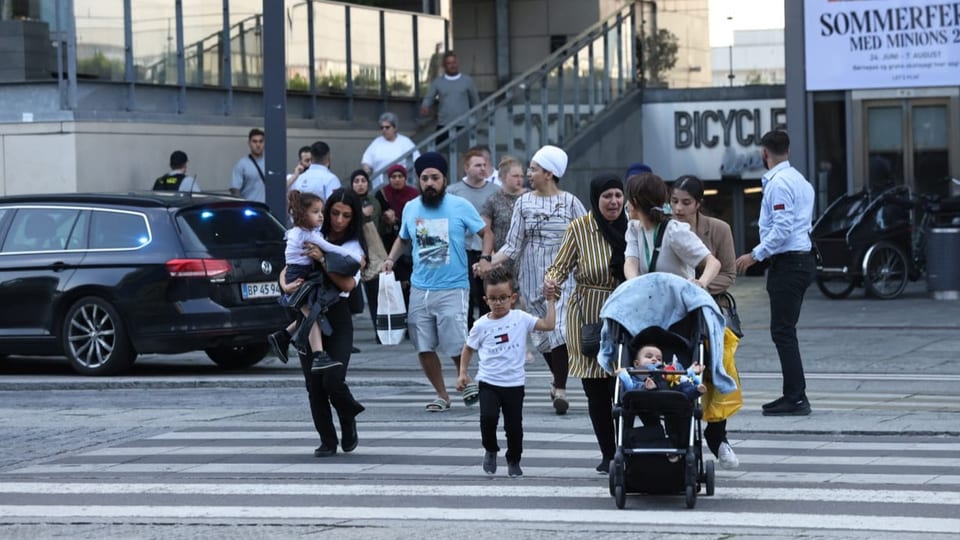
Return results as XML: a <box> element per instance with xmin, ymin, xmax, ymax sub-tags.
<box><xmin>710</xmin><ymin>29</ymin><xmax>785</xmax><ymax>87</ymax></box>
<box><xmin>656</xmin><ymin>0</ymin><xmax>711</xmax><ymax>89</ymax></box>
<box><xmin>0</xmin><ymin>121</ymin><xmax>376</xmax><ymax>196</ymax></box>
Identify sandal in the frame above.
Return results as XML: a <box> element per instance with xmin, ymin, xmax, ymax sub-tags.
<box><xmin>425</xmin><ymin>398</ymin><xmax>451</xmax><ymax>412</ymax></box>
<box><xmin>462</xmin><ymin>383</ymin><xmax>480</xmax><ymax>407</ymax></box>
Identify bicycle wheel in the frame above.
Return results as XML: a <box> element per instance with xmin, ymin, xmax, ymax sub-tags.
<box><xmin>815</xmin><ymin>275</ymin><xmax>856</xmax><ymax>299</ymax></box>
<box><xmin>862</xmin><ymin>242</ymin><xmax>909</xmax><ymax>299</ymax></box>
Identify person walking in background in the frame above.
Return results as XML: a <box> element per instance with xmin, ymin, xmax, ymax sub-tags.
<box><xmin>153</xmin><ymin>150</ymin><xmax>200</xmax><ymax>192</ymax></box>
<box><xmin>542</xmin><ymin>174</ymin><xmax>627</xmax><ymax>473</ymax></box>
<box><xmin>478</xmin><ymin>145</ymin><xmax>586</xmax><ymax>416</ymax></box>
<box><xmin>230</xmin><ymin>128</ymin><xmax>266</xmax><ymax>202</ymax></box>
<box><xmin>480</xmin><ymin>156</ymin><xmax>527</xmax><ymax>276</ymax></box>
<box><xmin>292</xmin><ymin>141</ymin><xmax>341</xmax><ymax>203</ymax></box>
<box><xmin>376</xmin><ymin>163</ymin><xmax>419</xmax><ymax>305</ymax></box>
<box><xmin>670</xmin><ymin>174</ymin><xmax>740</xmax><ymax>468</ymax></box>
<box><xmin>347</xmin><ymin>169</ymin><xmax>389</xmax><ymax>335</ymax></box>
<box><xmin>457</xmin><ymin>266</ymin><xmax>556</xmax><ymax>478</ymax></box>
<box><xmin>381</xmin><ymin>152</ymin><xmax>490</xmax><ymax>412</ymax></box>
<box><xmin>449</xmin><ymin>148</ymin><xmax>499</xmax><ymax>328</ymax></box>
<box><xmin>419</xmin><ymin>51</ymin><xmax>479</xmax><ymax>146</ymax></box>
<box><xmin>361</xmin><ymin>112</ymin><xmax>419</xmax><ymax>191</ymax></box>
<box><xmin>736</xmin><ymin>130</ymin><xmax>816</xmax><ymax>417</ymax></box>
<box><xmin>286</xmin><ymin>145</ymin><xmax>313</xmax><ymax>189</ymax></box>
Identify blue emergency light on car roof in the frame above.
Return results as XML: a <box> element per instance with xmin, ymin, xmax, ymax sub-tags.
<box><xmin>200</xmin><ymin>210</ymin><xmax>213</xmax><ymax>219</ymax></box>
<box><xmin>244</xmin><ymin>208</ymin><xmax>257</xmax><ymax>217</ymax></box>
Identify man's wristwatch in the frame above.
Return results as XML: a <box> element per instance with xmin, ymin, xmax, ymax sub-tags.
<box><xmin>479</xmin><ymin>255</ymin><xmax>492</xmax><ymax>262</ymax></box>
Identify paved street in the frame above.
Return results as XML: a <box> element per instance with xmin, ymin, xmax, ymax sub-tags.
<box><xmin>0</xmin><ymin>276</ymin><xmax>958</xmax><ymax>538</ymax></box>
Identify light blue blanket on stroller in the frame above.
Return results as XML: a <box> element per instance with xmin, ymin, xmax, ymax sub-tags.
<box><xmin>597</xmin><ymin>273</ymin><xmax>737</xmax><ymax>394</ymax></box>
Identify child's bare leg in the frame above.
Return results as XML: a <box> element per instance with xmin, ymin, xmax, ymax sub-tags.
<box><xmin>308</xmin><ymin>321</ymin><xmax>325</xmax><ymax>353</ymax></box>
<box><xmin>285</xmin><ymin>320</ymin><xmax>297</xmax><ymax>334</ymax></box>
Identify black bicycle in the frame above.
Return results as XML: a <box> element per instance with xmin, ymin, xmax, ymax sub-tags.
<box><xmin>812</xmin><ymin>181</ymin><xmax>960</xmax><ymax>300</ymax></box>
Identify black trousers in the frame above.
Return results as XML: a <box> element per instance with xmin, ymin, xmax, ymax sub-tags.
<box><xmin>704</xmin><ymin>420</ymin><xmax>727</xmax><ymax>457</ymax></box>
<box><xmin>581</xmin><ymin>376</ymin><xmax>617</xmax><ymax>461</ymax></box>
<box><xmin>362</xmin><ymin>277</ymin><xmax>379</xmax><ymax>338</ymax></box>
<box><xmin>465</xmin><ymin>250</ymin><xmax>490</xmax><ymax>328</ymax></box>
<box><xmin>766</xmin><ymin>252</ymin><xmax>816</xmax><ymax>401</ymax></box>
<box><xmin>297</xmin><ymin>298</ymin><xmax>362</xmax><ymax>449</ymax></box>
<box><xmin>478</xmin><ymin>381</ymin><xmax>525</xmax><ymax>464</ymax></box>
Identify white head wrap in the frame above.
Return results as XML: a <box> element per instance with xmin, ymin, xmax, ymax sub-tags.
<box><xmin>531</xmin><ymin>145</ymin><xmax>568</xmax><ymax>179</ymax></box>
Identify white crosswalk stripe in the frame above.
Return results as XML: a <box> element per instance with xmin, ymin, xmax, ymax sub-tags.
<box><xmin>1</xmin><ymin>394</ymin><xmax>959</xmax><ymax>535</ymax></box>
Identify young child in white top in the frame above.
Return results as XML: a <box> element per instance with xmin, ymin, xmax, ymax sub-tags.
<box><xmin>268</xmin><ymin>190</ymin><xmax>359</xmax><ymax>370</ymax></box>
<box><xmin>457</xmin><ymin>267</ymin><xmax>556</xmax><ymax>478</ymax></box>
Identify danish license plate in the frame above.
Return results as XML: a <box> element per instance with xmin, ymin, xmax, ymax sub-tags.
<box><xmin>241</xmin><ymin>281</ymin><xmax>281</xmax><ymax>299</ymax></box>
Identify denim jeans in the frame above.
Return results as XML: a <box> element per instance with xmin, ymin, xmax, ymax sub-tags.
<box><xmin>765</xmin><ymin>252</ymin><xmax>816</xmax><ymax>401</ymax></box>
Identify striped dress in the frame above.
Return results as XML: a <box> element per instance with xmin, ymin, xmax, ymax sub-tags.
<box><xmin>544</xmin><ymin>212</ymin><xmax>620</xmax><ymax>379</ymax></box>
<box><xmin>499</xmin><ymin>191</ymin><xmax>586</xmax><ymax>352</ymax></box>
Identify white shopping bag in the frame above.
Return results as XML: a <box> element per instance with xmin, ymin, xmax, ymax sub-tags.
<box><xmin>376</xmin><ymin>271</ymin><xmax>407</xmax><ymax>345</ymax></box>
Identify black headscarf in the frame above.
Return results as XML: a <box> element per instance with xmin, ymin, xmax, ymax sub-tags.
<box><xmin>590</xmin><ymin>174</ymin><xmax>627</xmax><ymax>283</ymax></box>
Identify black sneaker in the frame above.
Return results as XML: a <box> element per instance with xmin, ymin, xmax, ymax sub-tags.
<box><xmin>311</xmin><ymin>351</ymin><xmax>343</xmax><ymax>372</ymax></box>
<box><xmin>507</xmin><ymin>461</ymin><xmax>523</xmax><ymax>478</ymax></box>
<box><xmin>340</xmin><ymin>417</ymin><xmax>358</xmax><ymax>453</ymax></box>
<box><xmin>762</xmin><ymin>396</ymin><xmax>788</xmax><ymax>410</ymax></box>
<box><xmin>313</xmin><ymin>445</ymin><xmax>337</xmax><ymax>458</ymax></box>
<box><xmin>267</xmin><ymin>330</ymin><xmax>291</xmax><ymax>364</ymax></box>
<box><xmin>762</xmin><ymin>397</ymin><xmax>811</xmax><ymax>416</ymax></box>
<box><xmin>595</xmin><ymin>458</ymin><xmax>612</xmax><ymax>474</ymax></box>
<box><xmin>482</xmin><ymin>451</ymin><xmax>497</xmax><ymax>475</ymax></box>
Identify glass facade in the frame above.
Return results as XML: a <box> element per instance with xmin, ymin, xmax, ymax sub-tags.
<box><xmin>10</xmin><ymin>0</ymin><xmax>445</xmax><ymax>97</ymax></box>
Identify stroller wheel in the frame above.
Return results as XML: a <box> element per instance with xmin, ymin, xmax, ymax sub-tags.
<box><xmin>685</xmin><ymin>484</ymin><xmax>696</xmax><ymax>509</ymax></box>
<box><xmin>614</xmin><ymin>484</ymin><xmax>626</xmax><ymax>509</ymax></box>
<box><xmin>705</xmin><ymin>459</ymin><xmax>715</xmax><ymax>496</ymax></box>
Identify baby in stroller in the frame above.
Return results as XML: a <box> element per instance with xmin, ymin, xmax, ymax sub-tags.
<box><xmin>615</xmin><ymin>343</ymin><xmax>706</xmax><ymax>400</ymax></box>
<box><xmin>599</xmin><ymin>273</ymin><xmax>737</xmax><ymax>509</ymax></box>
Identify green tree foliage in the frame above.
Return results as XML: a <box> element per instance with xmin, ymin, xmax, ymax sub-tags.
<box><xmin>642</xmin><ymin>28</ymin><xmax>679</xmax><ymax>87</ymax></box>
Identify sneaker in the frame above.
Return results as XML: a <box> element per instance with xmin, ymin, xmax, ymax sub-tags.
<box><xmin>762</xmin><ymin>397</ymin><xmax>811</xmax><ymax>416</ymax></box>
<box><xmin>310</xmin><ymin>351</ymin><xmax>343</xmax><ymax>373</ymax></box>
<box><xmin>482</xmin><ymin>451</ymin><xmax>497</xmax><ymax>475</ymax></box>
<box><xmin>717</xmin><ymin>442</ymin><xmax>739</xmax><ymax>469</ymax></box>
<box><xmin>340</xmin><ymin>417</ymin><xmax>358</xmax><ymax>453</ymax></box>
<box><xmin>762</xmin><ymin>396</ymin><xmax>788</xmax><ymax>410</ymax></box>
<box><xmin>595</xmin><ymin>458</ymin><xmax>611</xmax><ymax>474</ymax></box>
<box><xmin>267</xmin><ymin>330</ymin><xmax>291</xmax><ymax>364</ymax></box>
<box><xmin>507</xmin><ymin>461</ymin><xmax>523</xmax><ymax>478</ymax></box>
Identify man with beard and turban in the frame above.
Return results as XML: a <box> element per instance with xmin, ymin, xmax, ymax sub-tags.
<box><xmin>382</xmin><ymin>151</ymin><xmax>490</xmax><ymax>412</ymax></box>
<box><xmin>542</xmin><ymin>174</ymin><xmax>627</xmax><ymax>474</ymax></box>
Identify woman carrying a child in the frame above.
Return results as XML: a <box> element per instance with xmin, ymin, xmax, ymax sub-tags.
<box><xmin>279</xmin><ymin>188</ymin><xmax>367</xmax><ymax>458</ymax></box>
<box><xmin>542</xmin><ymin>174</ymin><xmax>627</xmax><ymax>474</ymax></box>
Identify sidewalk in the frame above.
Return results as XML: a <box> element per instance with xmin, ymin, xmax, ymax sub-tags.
<box><xmin>350</xmin><ymin>276</ymin><xmax>960</xmax><ymax>376</ymax></box>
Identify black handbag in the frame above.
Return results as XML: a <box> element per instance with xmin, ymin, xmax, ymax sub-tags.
<box><xmin>580</xmin><ymin>321</ymin><xmax>603</xmax><ymax>358</ymax></box>
<box><xmin>715</xmin><ymin>291</ymin><xmax>744</xmax><ymax>338</ymax></box>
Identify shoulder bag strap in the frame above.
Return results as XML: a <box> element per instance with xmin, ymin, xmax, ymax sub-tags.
<box><xmin>249</xmin><ymin>154</ymin><xmax>265</xmax><ymax>181</ymax></box>
<box><xmin>648</xmin><ymin>218</ymin><xmax>670</xmax><ymax>272</ymax></box>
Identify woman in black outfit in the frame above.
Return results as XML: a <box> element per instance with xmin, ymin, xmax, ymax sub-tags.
<box><xmin>280</xmin><ymin>188</ymin><xmax>366</xmax><ymax>457</ymax></box>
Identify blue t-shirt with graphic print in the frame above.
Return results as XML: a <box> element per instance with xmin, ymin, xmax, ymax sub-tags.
<box><xmin>399</xmin><ymin>193</ymin><xmax>485</xmax><ymax>290</ymax></box>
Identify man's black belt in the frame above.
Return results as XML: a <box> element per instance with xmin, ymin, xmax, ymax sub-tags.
<box><xmin>772</xmin><ymin>250</ymin><xmax>812</xmax><ymax>257</ymax></box>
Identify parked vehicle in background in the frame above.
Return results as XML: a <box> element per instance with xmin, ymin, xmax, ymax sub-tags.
<box><xmin>0</xmin><ymin>192</ymin><xmax>290</xmax><ymax>375</ymax></box>
<box><xmin>812</xmin><ymin>183</ymin><xmax>960</xmax><ymax>300</ymax></box>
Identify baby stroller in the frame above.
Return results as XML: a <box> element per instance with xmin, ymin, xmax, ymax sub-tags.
<box><xmin>598</xmin><ymin>273</ymin><xmax>737</xmax><ymax>509</ymax></box>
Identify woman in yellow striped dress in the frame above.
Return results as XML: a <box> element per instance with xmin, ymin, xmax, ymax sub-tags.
<box><xmin>543</xmin><ymin>174</ymin><xmax>627</xmax><ymax>473</ymax></box>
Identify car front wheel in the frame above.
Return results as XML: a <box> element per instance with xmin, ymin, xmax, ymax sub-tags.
<box><xmin>205</xmin><ymin>343</ymin><xmax>270</xmax><ymax>370</ymax></box>
<box><xmin>62</xmin><ymin>297</ymin><xmax>136</xmax><ymax>376</ymax></box>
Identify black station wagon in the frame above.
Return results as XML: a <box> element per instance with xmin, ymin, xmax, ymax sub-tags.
<box><xmin>0</xmin><ymin>192</ymin><xmax>290</xmax><ymax>375</ymax></box>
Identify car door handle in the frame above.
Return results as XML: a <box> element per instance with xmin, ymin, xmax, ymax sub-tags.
<box><xmin>50</xmin><ymin>261</ymin><xmax>68</xmax><ymax>272</ymax></box>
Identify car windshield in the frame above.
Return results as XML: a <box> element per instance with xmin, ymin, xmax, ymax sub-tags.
<box><xmin>176</xmin><ymin>204</ymin><xmax>285</xmax><ymax>251</ymax></box>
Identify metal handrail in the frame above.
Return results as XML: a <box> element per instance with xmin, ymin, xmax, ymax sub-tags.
<box><xmin>372</xmin><ymin>2</ymin><xmax>638</xmax><ymax>185</ymax></box>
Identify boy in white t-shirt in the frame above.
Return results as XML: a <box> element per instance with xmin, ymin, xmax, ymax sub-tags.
<box><xmin>456</xmin><ymin>267</ymin><xmax>556</xmax><ymax>478</ymax></box>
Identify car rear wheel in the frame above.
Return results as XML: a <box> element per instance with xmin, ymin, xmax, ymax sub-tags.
<box><xmin>62</xmin><ymin>297</ymin><xmax>136</xmax><ymax>376</ymax></box>
<box><xmin>205</xmin><ymin>343</ymin><xmax>270</xmax><ymax>370</ymax></box>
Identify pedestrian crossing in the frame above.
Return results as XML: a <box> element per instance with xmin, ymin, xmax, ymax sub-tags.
<box><xmin>1</xmin><ymin>389</ymin><xmax>959</xmax><ymax>536</ymax></box>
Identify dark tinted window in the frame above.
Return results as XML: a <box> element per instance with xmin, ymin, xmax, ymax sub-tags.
<box><xmin>89</xmin><ymin>210</ymin><xmax>150</xmax><ymax>249</ymax></box>
<box><xmin>1</xmin><ymin>208</ymin><xmax>81</xmax><ymax>253</ymax></box>
<box><xmin>177</xmin><ymin>205</ymin><xmax>284</xmax><ymax>250</ymax></box>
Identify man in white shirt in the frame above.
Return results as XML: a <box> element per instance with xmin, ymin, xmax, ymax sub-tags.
<box><xmin>361</xmin><ymin>112</ymin><xmax>420</xmax><ymax>191</ymax></box>
<box><xmin>285</xmin><ymin>145</ymin><xmax>313</xmax><ymax>189</ymax></box>
<box><xmin>292</xmin><ymin>141</ymin><xmax>341</xmax><ymax>202</ymax></box>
